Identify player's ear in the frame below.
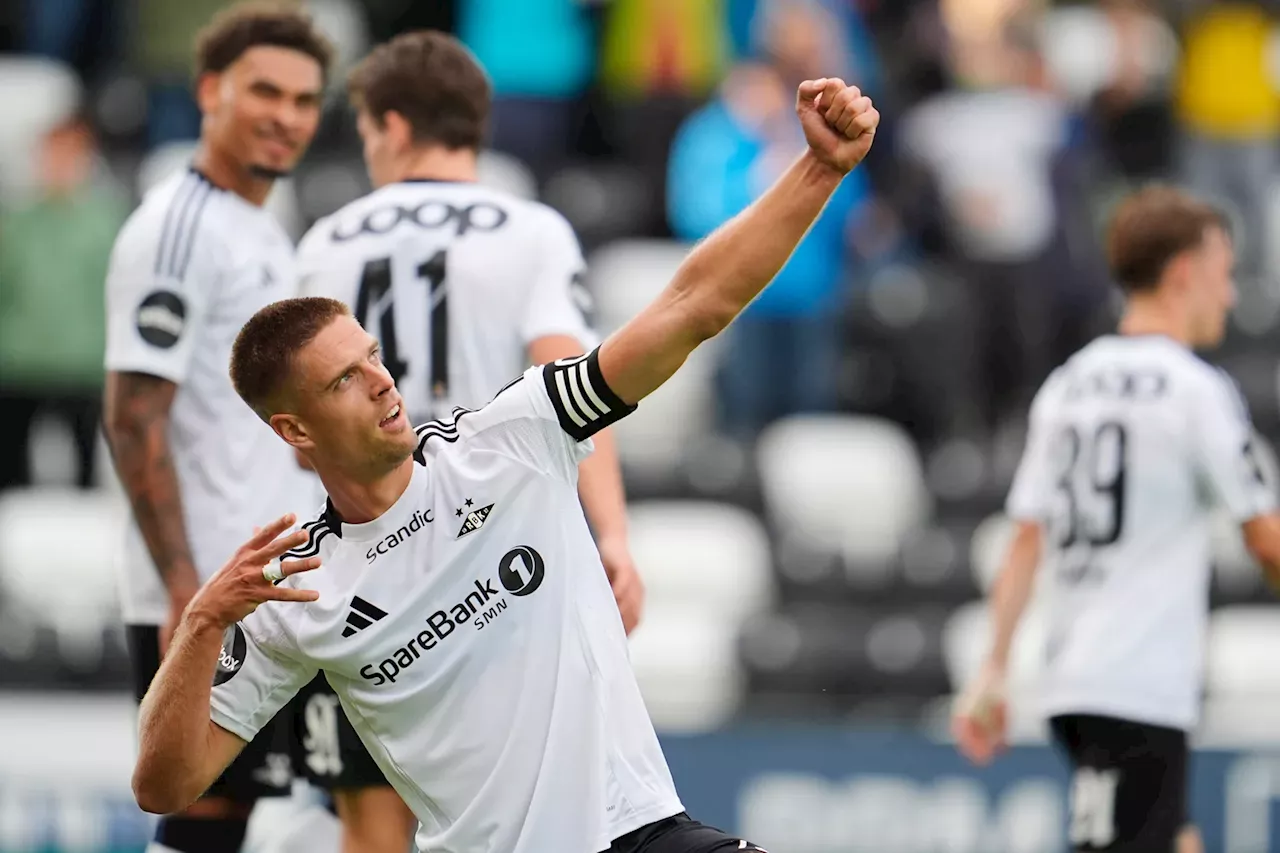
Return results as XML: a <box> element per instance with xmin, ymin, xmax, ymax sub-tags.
<box><xmin>270</xmin><ymin>412</ymin><xmax>312</xmax><ymax>450</ymax></box>
<box><xmin>195</xmin><ymin>71</ymin><xmax>222</xmax><ymax>116</ymax></box>
<box><xmin>383</xmin><ymin>110</ymin><xmax>414</xmax><ymax>154</ymax></box>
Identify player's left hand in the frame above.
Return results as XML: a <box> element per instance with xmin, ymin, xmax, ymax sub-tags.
<box><xmin>598</xmin><ymin>537</ymin><xmax>645</xmax><ymax>635</ymax></box>
<box><xmin>796</xmin><ymin>78</ymin><xmax>879</xmax><ymax>175</ymax></box>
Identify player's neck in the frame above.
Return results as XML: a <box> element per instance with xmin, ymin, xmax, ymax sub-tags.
<box><xmin>192</xmin><ymin>145</ymin><xmax>274</xmax><ymax>206</ymax></box>
<box><xmin>320</xmin><ymin>457</ymin><xmax>416</xmax><ymax>525</ymax></box>
<box><xmin>397</xmin><ymin>145</ymin><xmax>478</xmax><ymax>184</ymax></box>
<box><xmin>1118</xmin><ymin>298</ymin><xmax>1192</xmax><ymax>346</ymax></box>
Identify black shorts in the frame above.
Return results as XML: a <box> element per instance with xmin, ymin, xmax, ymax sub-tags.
<box><xmin>606</xmin><ymin>813</ymin><xmax>768</xmax><ymax>853</ymax></box>
<box><xmin>126</xmin><ymin>624</ymin><xmax>292</xmax><ymax>804</ymax></box>
<box><xmin>1050</xmin><ymin>713</ymin><xmax>1189</xmax><ymax>852</ymax></box>
<box><xmin>285</xmin><ymin>672</ymin><xmax>389</xmax><ymax>791</ymax></box>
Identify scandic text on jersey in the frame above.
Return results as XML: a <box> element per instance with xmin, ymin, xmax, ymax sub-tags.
<box><xmin>331</xmin><ymin>201</ymin><xmax>510</xmax><ymax>243</ymax></box>
<box><xmin>359</xmin><ymin>546</ymin><xmax>547</xmax><ymax>686</ymax></box>
<box><xmin>366</xmin><ymin>507</ymin><xmax>434</xmax><ymax>563</ymax></box>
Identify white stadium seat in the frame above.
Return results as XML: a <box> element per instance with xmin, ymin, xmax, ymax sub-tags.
<box><xmin>628</xmin><ymin>606</ymin><xmax>743</xmax><ymax>733</ymax></box>
<box><xmin>477</xmin><ymin>150</ymin><xmax>538</xmax><ymax>201</ymax></box>
<box><xmin>756</xmin><ymin>414</ymin><xmax>931</xmax><ymax>563</ymax></box>
<box><xmin>1200</xmin><ymin>607</ymin><xmax>1280</xmax><ymax>746</ymax></box>
<box><xmin>303</xmin><ymin>0</ymin><xmax>370</xmax><ymax>84</ymax></box>
<box><xmin>627</xmin><ymin>500</ymin><xmax>774</xmax><ymax>621</ymax></box>
<box><xmin>0</xmin><ymin>489</ymin><xmax>127</xmax><ymax>661</ymax></box>
<box><xmin>586</xmin><ymin>241</ymin><xmax>718</xmax><ymax>474</ymax></box>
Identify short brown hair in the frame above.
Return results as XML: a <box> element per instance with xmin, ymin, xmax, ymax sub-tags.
<box><xmin>231</xmin><ymin>297</ymin><xmax>350</xmax><ymax>419</ymax></box>
<box><xmin>347</xmin><ymin>30</ymin><xmax>491</xmax><ymax>150</ymax></box>
<box><xmin>1106</xmin><ymin>185</ymin><xmax>1230</xmax><ymax>293</ymax></box>
<box><xmin>194</xmin><ymin>1</ymin><xmax>334</xmax><ymax>81</ymax></box>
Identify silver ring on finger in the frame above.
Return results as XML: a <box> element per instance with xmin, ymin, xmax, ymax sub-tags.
<box><xmin>262</xmin><ymin>560</ymin><xmax>286</xmax><ymax>584</ymax></box>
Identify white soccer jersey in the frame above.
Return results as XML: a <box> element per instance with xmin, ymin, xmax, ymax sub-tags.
<box><xmin>1007</xmin><ymin>334</ymin><xmax>1276</xmax><ymax>730</ymax></box>
<box><xmin>209</xmin><ymin>352</ymin><xmax>683</xmax><ymax>853</ymax></box>
<box><xmin>295</xmin><ymin>180</ymin><xmax>597</xmax><ymax>421</ymax></box>
<box><xmin>105</xmin><ymin>168</ymin><xmax>311</xmax><ymax>625</ymax></box>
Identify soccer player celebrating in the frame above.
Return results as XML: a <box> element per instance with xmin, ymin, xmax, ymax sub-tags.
<box><xmin>131</xmin><ymin>77</ymin><xmax>878</xmax><ymax>853</ymax></box>
<box><xmin>102</xmin><ymin>4</ymin><xmax>329</xmax><ymax>852</ymax></box>
<box><xmin>953</xmin><ymin>186</ymin><xmax>1280</xmax><ymax>853</ymax></box>
<box><xmin>288</xmin><ymin>30</ymin><xmax>643</xmax><ymax>848</ymax></box>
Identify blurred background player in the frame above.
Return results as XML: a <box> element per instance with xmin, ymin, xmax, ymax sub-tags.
<box><xmin>101</xmin><ymin>4</ymin><xmax>330</xmax><ymax>852</ymax></box>
<box><xmin>952</xmin><ymin>186</ymin><xmax>1280</xmax><ymax>853</ymax></box>
<box><xmin>292</xmin><ymin>31</ymin><xmax>644</xmax><ymax>850</ymax></box>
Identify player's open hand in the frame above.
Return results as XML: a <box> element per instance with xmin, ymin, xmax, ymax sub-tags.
<box><xmin>186</xmin><ymin>513</ymin><xmax>321</xmax><ymax>628</ymax></box>
<box><xmin>951</xmin><ymin>662</ymin><xmax>1009</xmax><ymax>766</ymax></box>
<box><xmin>796</xmin><ymin>78</ymin><xmax>879</xmax><ymax>174</ymax></box>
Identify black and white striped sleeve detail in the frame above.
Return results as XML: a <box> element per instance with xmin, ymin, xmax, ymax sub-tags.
<box><xmin>154</xmin><ymin>172</ymin><xmax>215</xmax><ymax>280</ymax></box>
<box><xmin>541</xmin><ymin>347</ymin><xmax>636</xmax><ymax>442</ymax></box>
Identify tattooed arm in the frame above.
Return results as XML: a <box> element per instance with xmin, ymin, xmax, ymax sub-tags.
<box><xmin>104</xmin><ymin>370</ymin><xmax>200</xmax><ymax>648</ymax></box>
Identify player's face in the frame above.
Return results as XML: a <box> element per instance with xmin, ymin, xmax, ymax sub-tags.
<box><xmin>199</xmin><ymin>46</ymin><xmax>324</xmax><ymax>179</ymax></box>
<box><xmin>1188</xmin><ymin>225</ymin><xmax>1237</xmax><ymax>347</ymax></box>
<box><xmin>285</xmin><ymin>315</ymin><xmax>417</xmax><ymax>476</ymax></box>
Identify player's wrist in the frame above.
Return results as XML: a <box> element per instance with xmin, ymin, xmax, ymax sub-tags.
<box><xmin>799</xmin><ymin>147</ymin><xmax>852</xmax><ymax>182</ymax></box>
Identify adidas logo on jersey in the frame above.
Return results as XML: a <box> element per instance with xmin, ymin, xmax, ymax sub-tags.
<box><xmin>342</xmin><ymin>596</ymin><xmax>389</xmax><ymax>638</ymax></box>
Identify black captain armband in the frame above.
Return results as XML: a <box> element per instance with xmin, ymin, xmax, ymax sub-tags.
<box><xmin>543</xmin><ymin>348</ymin><xmax>636</xmax><ymax>442</ymax></box>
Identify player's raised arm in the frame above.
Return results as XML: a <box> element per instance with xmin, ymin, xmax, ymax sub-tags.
<box><xmin>595</xmin><ymin>79</ymin><xmax>878</xmax><ymax>405</ymax></box>
<box><xmin>133</xmin><ymin>515</ymin><xmax>321</xmax><ymax>813</ymax></box>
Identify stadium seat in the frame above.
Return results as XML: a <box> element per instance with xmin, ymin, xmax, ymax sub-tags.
<box><xmin>756</xmin><ymin>414</ymin><xmax>931</xmax><ymax>564</ymax></box>
<box><xmin>303</xmin><ymin>0</ymin><xmax>370</xmax><ymax>83</ymax></box>
<box><xmin>1201</xmin><ymin>606</ymin><xmax>1280</xmax><ymax>746</ymax></box>
<box><xmin>542</xmin><ymin>165</ymin><xmax>653</xmax><ymax>249</ymax></box>
<box><xmin>476</xmin><ymin>150</ymin><xmax>538</xmax><ymax>201</ymax></box>
<box><xmin>586</xmin><ymin>241</ymin><xmax>719</xmax><ymax>477</ymax></box>
<box><xmin>968</xmin><ymin>512</ymin><xmax>1034</xmax><ymax>594</ymax></box>
<box><xmin>0</xmin><ymin>489</ymin><xmax>127</xmax><ymax>662</ymax></box>
<box><xmin>627</xmin><ymin>500</ymin><xmax>773</xmax><ymax>622</ymax></box>
<box><xmin>628</xmin><ymin>606</ymin><xmax>743</xmax><ymax>733</ymax></box>
<box><xmin>137</xmin><ymin>141</ymin><xmax>305</xmax><ymax>237</ymax></box>
<box><xmin>0</xmin><ymin>57</ymin><xmax>82</xmax><ymax>201</ymax></box>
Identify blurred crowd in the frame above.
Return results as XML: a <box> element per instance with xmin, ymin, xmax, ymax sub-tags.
<box><xmin>6</xmin><ymin>0</ymin><xmax>1280</xmax><ymax>516</ymax></box>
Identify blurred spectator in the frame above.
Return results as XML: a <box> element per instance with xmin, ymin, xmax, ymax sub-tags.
<box><xmin>0</xmin><ymin>115</ymin><xmax>127</xmax><ymax>488</ymax></box>
<box><xmin>1042</xmin><ymin>0</ymin><xmax>1178</xmax><ymax>180</ymax></box>
<box><xmin>668</xmin><ymin>59</ymin><xmax>870</xmax><ymax>440</ymax></box>
<box><xmin>1175</xmin><ymin>0</ymin><xmax>1280</xmax><ymax>299</ymax></box>
<box><xmin>602</xmin><ymin>0</ymin><xmax>730</xmax><ymax>235</ymax></box>
<box><xmin>900</xmin><ymin>16</ymin><xmax>1069</xmax><ymax>430</ymax></box>
<box><xmin>458</xmin><ymin>0</ymin><xmax>596</xmax><ymax>184</ymax></box>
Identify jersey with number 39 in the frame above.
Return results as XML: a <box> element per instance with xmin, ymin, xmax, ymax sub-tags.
<box><xmin>1007</xmin><ymin>335</ymin><xmax>1276</xmax><ymax>730</ymax></box>
<box><xmin>296</xmin><ymin>180</ymin><xmax>596</xmax><ymax>421</ymax></box>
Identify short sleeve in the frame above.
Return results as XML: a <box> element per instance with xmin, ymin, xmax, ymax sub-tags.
<box><xmin>209</xmin><ymin>605</ymin><xmax>316</xmax><ymax>743</ymax></box>
<box><xmin>1189</xmin><ymin>369</ymin><xmax>1277</xmax><ymax>521</ymax></box>
<box><xmin>518</xmin><ymin>209</ymin><xmax>598</xmax><ymax>349</ymax></box>
<box><xmin>104</xmin><ymin>180</ymin><xmax>219</xmax><ymax>383</ymax></box>
<box><xmin>420</xmin><ymin>349</ymin><xmax>636</xmax><ymax>483</ymax></box>
<box><xmin>1005</xmin><ymin>377</ymin><xmax>1061</xmax><ymax>523</ymax></box>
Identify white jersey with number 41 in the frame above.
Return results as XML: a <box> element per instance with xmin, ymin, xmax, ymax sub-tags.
<box><xmin>297</xmin><ymin>180</ymin><xmax>597</xmax><ymax>421</ymax></box>
<box><xmin>1006</xmin><ymin>334</ymin><xmax>1276</xmax><ymax>731</ymax></box>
